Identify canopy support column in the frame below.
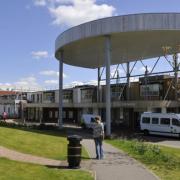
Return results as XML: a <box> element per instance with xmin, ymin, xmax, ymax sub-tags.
<box><xmin>105</xmin><ymin>35</ymin><xmax>111</xmax><ymax>137</ymax></box>
<box><xmin>58</xmin><ymin>51</ymin><xmax>64</xmax><ymax>129</ymax></box>
<box><xmin>97</xmin><ymin>68</ymin><xmax>100</xmax><ymax>102</ymax></box>
<box><xmin>126</xmin><ymin>62</ymin><xmax>130</xmax><ymax>100</ymax></box>
<box><xmin>173</xmin><ymin>53</ymin><xmax>178</xmax><ymax>100</ymax></box>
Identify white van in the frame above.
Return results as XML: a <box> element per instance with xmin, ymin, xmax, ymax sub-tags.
<box><xmin>140</xmin><ymin>112</ymin><xmax>180</xmax><ymax>138</ymax></box>
<box><xmin>81</xmin><ymin>114</ymin><xmax>101</xmax><ymax>129</ymax></box>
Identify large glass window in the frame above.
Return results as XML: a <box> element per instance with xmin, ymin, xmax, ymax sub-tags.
<box><xmin>142</xmin><ymin>117</ymin><xmax>150</xmax><ymax>124</ymax></box>
<box><xmin>140</xmin><ymin>84</ymin><xmax>161</xmax><ymax>96</ymax></box>
<box><xmin>63</xmin><ymin>91</ymin><xmax>73</xmax><ymax>103</ymax></box>
<box><xmin>43</xmin><ymin>92</ymin><xmax>55</xmax><ymax>103</ymax></box>
<box><xmin>172</xmin><ymin>118</ymin><xmax>180</xmax><ymax>127</ymax></box>
<box><xmin>55</xmin><ymin>111</ymin><xmax>58</xmax><ymax>118</ymax></box>
<box><xmin>160</xmin><ymin>118</ymin><xmax>170</xmax><ymax>125</ymax></box>
<box><xmin>37</xmin><ymin>94</ymin><xmax>39</xmax><ymax>102</ymax></box>
<box><xmin>111</xmin><ymin>86</ymin><xmax>123</xmax><ymax>100</ymax></box>
<box><xmin>49</xmin><ymin>111</ymin><xmax>53</xmax><ymax>118</ymax></box>
<box><xmin>81</xmin><ymin>89</ymin><xmax>93</xmax><ymax>102</ymax></box>
<box><xmin>152</xmin><ymin>117</ymin><xmax>159</xmax><ymax>124</ymax></box>
<box><xmin>63</xmin><ymin>111</ymin><xmax>66</xmax><ymax>118</ymax></box>
<box><xmin>69</xmin><ymin>111</ymin><xmax>73</xmax><ymax>119</ymax></box>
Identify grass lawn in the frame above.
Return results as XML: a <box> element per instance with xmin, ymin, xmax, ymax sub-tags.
<box><xmin>0</xmin><ymin>158</ymin><xmax>93</xmax><ymax>180</ymax></box>
<box><xmin>0</xmin><ymin>126</ymin><xmax>88</xmax><ymax>160</ymax></box>
<box><xmin>106</xmin><ymin>139</ymin><xmax>180</xmax><ymax>180</ymax></box>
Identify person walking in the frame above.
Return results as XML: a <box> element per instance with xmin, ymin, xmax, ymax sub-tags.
<box><xmin>93</xmin><ymin>116</ymin><xmax>104</xmax><ymax>160</ymax></box>
<box><xmin>3</xmin><ymin>112</ymin><xmax>7</xmax><ymax>121</ymax></box>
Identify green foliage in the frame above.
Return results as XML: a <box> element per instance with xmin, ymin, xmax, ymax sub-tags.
<box><xmin>0</xmin><ymin>158</ymin><xmax>93</xmax><ymax>180</ymax></box>
<box><xmin>0</xmin><ymin>126</ymin><xmax>89</xmax><ymax>160</ymax></box>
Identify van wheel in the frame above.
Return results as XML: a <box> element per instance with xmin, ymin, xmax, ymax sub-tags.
<box><xmin>144</xmin><ymin>130</ymin><xmax>149</xmax><ymax>136</ymax></box>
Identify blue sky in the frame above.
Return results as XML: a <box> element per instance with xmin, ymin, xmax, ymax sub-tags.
<box><xmin>0</xmin><ymin>0</ymin><xmax>180</xmax><ymax>90</ymax></box>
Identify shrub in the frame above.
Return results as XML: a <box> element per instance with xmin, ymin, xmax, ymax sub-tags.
<box><xmin>128</xmin><ymin>140</ymin><xmax>178</xmax><ymax>167</ymax></box>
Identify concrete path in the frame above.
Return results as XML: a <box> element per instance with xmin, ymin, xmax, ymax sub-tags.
<box><xmin>82</xmin><ymin>139</ymin><xmax>158</xmax><ymax>180</ymax></box>
<box><xmin>0</xmin><ymin>146</ymin><xmax>61</xmax><ymax>166</ymax></box>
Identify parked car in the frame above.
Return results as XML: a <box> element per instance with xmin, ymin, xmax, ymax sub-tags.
<box><xmin>81</xmin><ymin>114</ymin><xmax>102</xmax><ymax>129</ymax></box>
<box><xmin>140</xmin><ymin>112</ymin><xmax>180</xmax><ymax>138</ymax></box>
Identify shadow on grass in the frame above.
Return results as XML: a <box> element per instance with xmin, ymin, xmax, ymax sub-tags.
<box><xmin>46</xmin><ymin>165</ymin><xmax>69</xmax><ymax>169</ymax></box>
<box><xmin>46</xmin><ymin>164</ymin><xmax>85</xmax><ymax>170</ymax></box>
<box><xmin>81</xmin><ymin>156</ymin><xmax>96</xmax><ymax>160</ymax></box>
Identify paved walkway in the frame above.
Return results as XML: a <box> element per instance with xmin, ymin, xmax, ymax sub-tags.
<box><xmin>82</xmin><ymin>139</ymin><xmax>158</xmax><ymax>180</ymax></box>
<box><xmin>0</xmin><ymin>146</ymin><xmax>61</xmax><ymax>166</ymax></box>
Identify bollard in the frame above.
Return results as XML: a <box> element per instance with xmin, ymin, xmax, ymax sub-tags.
<box><xmin>67</xmin><ymin>135</ymin><xmax>82</xmax><ymax>169</ymax></box>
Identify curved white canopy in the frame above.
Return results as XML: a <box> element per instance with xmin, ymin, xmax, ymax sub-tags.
<box><xmin>55</xmin><ymin>13</ymin><xmax>180</xmax><ymax>68</ymax></box>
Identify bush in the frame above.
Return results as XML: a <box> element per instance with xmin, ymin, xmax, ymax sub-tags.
<box><xmin>36</xmin><ymin>124</ymin><xmax>58</xmax><ymax>130</ymax></box>
<box><xmin>128</xmin><ymin>140</ymin><xmax>178</xmax><ymax>167</ymax></box>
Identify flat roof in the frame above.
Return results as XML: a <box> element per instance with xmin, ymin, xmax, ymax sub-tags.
<box><xmin>55</xmin><ymin>13</ymin><xmax>180</xmax><ymax>68</ymax></box>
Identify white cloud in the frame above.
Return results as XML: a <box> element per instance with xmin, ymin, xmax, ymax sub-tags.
<box><xmin>68</xmin><ymin>81</ymin><xmax>84</xmax><ymax>87</ymax></box>
<box><xmin>31</xmin><ymin>51</ymin><xmax>49</xmax><ymax>59</ymax></box>
<box><xmin>0</xmin><ymin>84</ymin><xmax>12</xmax><ymax>90</ymax></box>
<box><xmin>15</xmin><ymin>76</ymin><xmax>43</xmax><ymax>91</ymax></box>
<box><xmin>139</xmin><ymin>66</ymin><xmax>152</xmax><ymax>73</ymax></box>
<box><xmin>44</xmin><ymin>80</ymin><xmax>59</xmax><ymax>84</ymax></box>
<box><xmin>110</xmin><ymin>67</ymin><xmax>124</xmax><ymax>78</ymax></box>
<box><xmin>86</xmin><ymin>80</ymin><xmax>97</xmax><ymax>85</ymax></box>
<box><xmin>0</xmin><ymin>76</ymin><xmax>43</xmax><ymax>91</ymax></box>
<box><xmin>130</xmin><ymin>77</ymin><xmax>139</xmax><ymax>82</ymax></box>
<box><xmin>40</xmin><ymin>70</ymin><xmax>58</xmax><ymax>76</ymax></box>
<box><xmin>33</xmin><ymin>0</ymin><xmax>47</xmax><ymax>6</ymax></box>
<box><xmin>34</xmin><ymin>0</ymin><xmax>116</xmax><ymax>27</ymax></box>
<box><xmin>39</xmin><ymin>70</ymin><xmax>67</xmax><ymax>78</ymax></box>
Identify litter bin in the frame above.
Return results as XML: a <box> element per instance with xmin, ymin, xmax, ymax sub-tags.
<box><xmin>67</xmin><ymin>135</ymin><xmax>82</xmax><ymax>168</ymax></box>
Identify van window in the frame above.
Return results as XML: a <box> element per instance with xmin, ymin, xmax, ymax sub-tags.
<box><xmin>160</xmin><ymin>118</ymin><xmax>170</xmax><ymax>125</ymax></box>
<box><xmin>142</xmin><ymin>117</ymin><xmax>150</xmax><ymax>124</ymax></box>
<box><xmin>91</xmin><ymin>118</ymin><xmax>95</xmax><ymax>123</ymax></box>
<box><xmin>152</xmin><ymin>118</ymin><xmax>159</xmax><ymax>124</ymax></box>
<box><xmin>172</xmin><ymin>118</ymin><xmax>180</xmax><ymax>127</ymax></box>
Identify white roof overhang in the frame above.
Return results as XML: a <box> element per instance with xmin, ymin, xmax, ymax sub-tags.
<box><xmin>55</xmin><ymin>13</ymin><xmax>180</xmax><ymax>69</ymax></box>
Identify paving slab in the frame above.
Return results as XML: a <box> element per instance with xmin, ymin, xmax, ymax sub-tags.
<box><xmin>82</xmin><ymin>139</ymin><xmax>158</xmax><ymax>180</ymax></box>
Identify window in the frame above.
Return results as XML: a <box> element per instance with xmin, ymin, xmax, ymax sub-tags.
<box><xmin>55</xmin><ymin>111</ymin><xmax>58</xmax><ymax>118</ymax></box>
<box><xmin>142</xmin><ymin>117</ymin><xmax>150</xmax><ymax>124</ymax></box>
<box><xmin>63</xmin><ymin>111</ymin><xmax>66</xmax><ymax>118</ymax></box>
<box><xmin>152</xmin><ymin>118</ymin><xmax>159</xmax><ymax>124</ymax></box>
<box><xmin>172</xmin><ymin>118</ymin><xmax>180</xmax><ymax>127</ymax></box>
<box><xmin>44</xmin><ymin>92</ymin><xmax>55</xmax><ymax>102</ymax></box>
<box><xmin>69</xmin><ymin>111</ymin><xmax>73</xmax><ymax>119</ymax></box>
<box><xmin>63</xmin><ymin>91</ymin><xmax>73</xmax><ymax>102</ymax></box>
<box><xmin>37</xmin><ymin>94</ymin><xmax>39</xmax><ymax>102</ymax></box>
<box><xmin>31</xmin><ymin>94</ymin><xmax>35</xmax><ymax>102</ymax></box>
<box><xmin>160</xmin><ymin>118</ymin><xmax>170</xmax><ymax>125</ymax></box>
<box><xmin>81</xmin><ymin>89</ymin><xmax>93</xmax><ymax>101</ymax></box>
<box><xmin>49</xmin><ymin>111</ymin><xmax>53</xmax><ymax>118</ymax></box>
<box><xmin>140</xmin><ymin>84</ymin><xmax>161</xmax><ymax>97</ymax></box>
<box><xmin>91</xmin><ymin>118</ymin><xmax>95</xmax><ymax>123</ymax></box>
<box><xmin>111</xmin><ymin>86</ymin><xmax>123</xmax><ymax>100</ymax></box>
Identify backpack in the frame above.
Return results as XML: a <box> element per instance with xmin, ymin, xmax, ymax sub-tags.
<box><xmin>93</xmin><ymin>123</ymin><xmax>104</xmax><ymax>138</ymax></box>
